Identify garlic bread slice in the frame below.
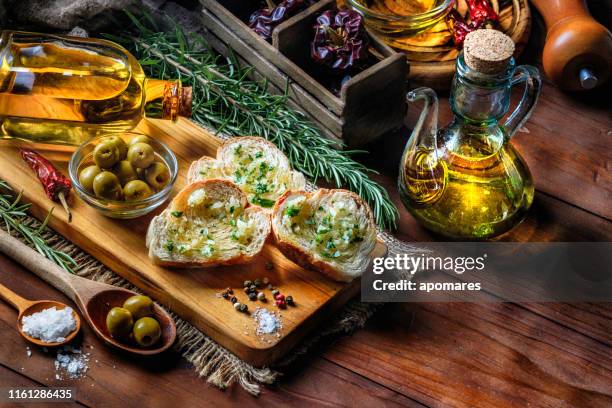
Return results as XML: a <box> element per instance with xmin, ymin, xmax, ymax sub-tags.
<box><xmin>188</xmin><ymin>137</ymin><xmax>306</xmax><ymax>210</ymax></box>
<box><xmin>271</xmin><ymin>189</ymin><xmax>377</xmax><ymax>282</ymax></box>
<box><xmin>147</xmin><ymin>179</ymin><xmax>270</xmax><ymax>267</ymax></box>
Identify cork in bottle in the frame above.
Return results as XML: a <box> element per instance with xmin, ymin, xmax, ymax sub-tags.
<box><xmin>463</xmin><ymin>29</ymin><xmax>515</xmax><ymax>74</ymax></box>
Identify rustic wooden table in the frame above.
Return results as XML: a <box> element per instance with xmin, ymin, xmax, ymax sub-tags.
<box><xmin>0</xmin><ymin>6</ymin><xmax>610</xmax><ymax>408</ymax></box>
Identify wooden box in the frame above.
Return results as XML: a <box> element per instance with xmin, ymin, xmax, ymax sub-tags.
<box><xmin>199</xmin><ymin>0</ymin><xmax>408</xmax><ymax>147</ymax></box>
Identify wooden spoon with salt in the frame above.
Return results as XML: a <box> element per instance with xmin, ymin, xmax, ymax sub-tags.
<box><xmin>0</xmin><ymin>282</ymin><xmax>81</xmax><ymax>347</ymax></box>
<box><xmin>0</xmin><ymin>229</ymin><xmax>176</xmax><ymax>356</ymax></box>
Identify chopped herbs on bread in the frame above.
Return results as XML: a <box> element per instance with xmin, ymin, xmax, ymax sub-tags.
<box><xmin>146</xmin><ymin>179</ymin><xmax>271</xmax><ymax>267</ymax></box>
<box><xmin>272</xmin><ymin>189</ymin><xmax>376</xmax><ymax>282</ymax></box>
<box><xmin>188</xmin><ymin>137</ymin><xmax>306</xmax><ymax>210</ymax></box>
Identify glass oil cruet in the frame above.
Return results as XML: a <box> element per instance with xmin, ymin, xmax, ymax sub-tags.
<box><xmin>398</xmin><ymin>29</ymin><xmax>542</xmax><ymax>239</ymax></box>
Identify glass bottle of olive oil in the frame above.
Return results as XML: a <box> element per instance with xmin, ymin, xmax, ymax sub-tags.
<box><xmin>0</xmin><ymin>31</ymin><xmax>191</xmax><ymax>147</ymax></box>
<box><xmin>398</xmin><ymin>31</ymin><xmax>542</xmax><ymax>239</ymax></box>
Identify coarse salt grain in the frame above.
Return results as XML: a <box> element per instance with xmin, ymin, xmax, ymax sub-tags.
<box><xmin>253</xmin><ymin>308</ymin><xmax>281</xmax><ymax>336</ymax></box>
<box><xmin>54</xmin><ymin>347</ymin><xmax>89</xmax><ymax>379</ymax></box>
<box><xmin>21</xmin><ymin>306</ymin><xmax>76</xmax><ymax>343</ymax></box>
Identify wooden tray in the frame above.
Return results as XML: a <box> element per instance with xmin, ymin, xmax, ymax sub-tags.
<box><xmin>0</xmin><ymin>119</ymin><xmax>386</xmax><ymax>367</ymax></box>
<box><xmin>199</xmin><ymin>0</ymin><xmax>407</xmax><ymax>147</ymax></box>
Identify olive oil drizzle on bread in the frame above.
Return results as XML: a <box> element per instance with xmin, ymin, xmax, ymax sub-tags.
<box><xmin>188</xmin><ymin>137</ymin><xmax>306</xmax><ymax>209</ymax></box>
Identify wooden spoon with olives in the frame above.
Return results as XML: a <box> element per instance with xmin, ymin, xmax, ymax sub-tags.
<box><xmin>0</xmin><ymin>229</ymin><xmax>176</xmax><ymax>356</ymax></box>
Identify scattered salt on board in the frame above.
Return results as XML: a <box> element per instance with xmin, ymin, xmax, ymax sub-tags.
<box><xmin>253</xmin><ymin>308</ymin><xmax>282</xmax><ymax>337</ymax></box>
<box><xmin>21</xmin><ymin>306</ymin><xmax>76</xmax><ymax>343</ymax></box>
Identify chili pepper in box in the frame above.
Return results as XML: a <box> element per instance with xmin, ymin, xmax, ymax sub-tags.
<box><xmin>20</xmin><ymin>149</ymin><xmax>72</xmax><ymax>222</ymax></box>
<box><xmin>249</xmin><ymin>0</ymin><xmax>308</xmax><ymax>41</ymax></box>
<box><xmin>310</xmin><ymin>9</ymin><xmax>368</xmax><ymax>71</ymax></box>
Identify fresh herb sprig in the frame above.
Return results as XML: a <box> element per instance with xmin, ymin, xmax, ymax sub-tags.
<box><xmin>0</xmin><ymin>180</ymin><xmax>77</xmax><ymax>272</ymax></box>
<box><xmin>108</xmin><ymin>14</ymin><xmax>398</xmax><ymax>229</ymax></box>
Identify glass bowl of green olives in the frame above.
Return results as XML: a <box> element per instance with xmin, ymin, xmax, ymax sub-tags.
<box><xmin>69</xmin><ymin>133</ymin><xmax>178</xmax><ymax>218</ymax></box>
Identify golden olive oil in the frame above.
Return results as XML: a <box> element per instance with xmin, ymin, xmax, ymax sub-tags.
<box><xmin>0</xmin><ymin>31</ymin><xmax>189</xmax><ymax>147</ymax></box>
<box><xmin>401</xmin><ymin>142</ymin><xmax>534</xmax><ymax>239</ymax></box>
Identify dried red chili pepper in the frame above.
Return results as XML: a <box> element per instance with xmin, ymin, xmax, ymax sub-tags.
<box><xmin>468</xmin><ymin>0</ymin><xmax>498</xmax><ymax>28</ymax></box>
<box><xmin>20</xmin><ymin>149</ymin><xmax>72</xmax><ymax>222</ymax></box>
<box><xmin>447</xmin><ymin>0</ymin><xmax>499</xmax><ymax>47</ymax></box>
<box><xmin>311</xmin><ymin>9</ymin><xmax>368</xmax><ymax>71</ymax></box>
<box><xmin>249</xmin><ymin>0</ymin><xmax>307</xmax><ymax>41</ymax></box>
<box><xmin>447</xmin><ymin>9</ymin><xmax>473</xmax><ymax>47</ymax></box>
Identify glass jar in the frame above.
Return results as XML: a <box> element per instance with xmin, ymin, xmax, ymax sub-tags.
<box><xmin>345</xmin><ymin>0</ymin><xmax>455</xmax><ymax>50</ymax></box>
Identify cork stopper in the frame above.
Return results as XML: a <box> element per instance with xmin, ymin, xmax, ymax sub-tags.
<box><xmin>463</xmin><ymin>29</ymin><xmax>515</xmax><ymax>75</ymax></box>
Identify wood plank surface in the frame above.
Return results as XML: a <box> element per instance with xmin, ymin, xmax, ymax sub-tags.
<box><xmin>1</xmin><ymin>250</ymin><xmax>609</xmax><ymax>407</ymax></box>
<box><xmin>0</xmin><ymin>3</ymin><xmax>610</xmax><ymax>407</ymax></box>
<box><xmin>0</xmin><ymin>252</ymin><xmax>422</xmax><ymax>407</ymax></box>
<box><xmin>0</xmin><ymin>118</ymin><xmax>385</xmax><ymax>367</ymax></box>
<box><xmin>324</xmin><ymin>302</ymin><xmax>612</xmax><ymax>408</ymax></box>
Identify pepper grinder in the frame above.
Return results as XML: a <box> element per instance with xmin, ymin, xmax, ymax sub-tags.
<box><xmin>530</xmin><ymin>0</ymin><xmax>612</xmax><ymax>91</ymax></box>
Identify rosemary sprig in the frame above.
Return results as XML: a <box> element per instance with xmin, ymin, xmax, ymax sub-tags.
<box><xmin>0</xmin><ymin>180</ymin><xmax>77</xmax><ymax>273</ymax></box>
<box><xmin>109</xmin><ymin>15</ymin><xmax>399</xmax><ymax>229</ymax></box>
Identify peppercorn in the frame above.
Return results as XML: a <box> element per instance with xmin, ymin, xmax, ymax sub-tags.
<box><xmin>267</xmin><ymin>283</ymin><xmax>274</xmax><ymax>290</ymax></box>
<box><xmin>230</xmin><ymin>296</ymin><xmax>237</xmax><ymax>304</ymax></box>
<box><xmin>240</xmin><ymin>304</ymin><xmax>248</xmax><ymax>313</ymax></box>
<box><xmin>286</xmin><ymin>295</ymin><xmax>294</xmax><ymax>305</ymax></box>
<box><xmin>234</xmin><ymin>302</ymin><xmax>242</xmax><ymax>310</ymax></box>
<box><xmin>226</xmin><ymin>288</ymin><xmax>233</xmax><ymax>295</ymax></box>
<box><xmin>222</xmin><ymin>292</ymin><xmax>229</xmax><ymax>299</ymax></box>
<box><xmin>254</xmin><ymin>278</ymin><xmax>262</xmax><ymax>288</ymax></box>
<box><xmin>244</xmin><ymin>280</ymin><xmax>252</xmax><ymax>288</ymax></box>
<box><xmin>257</xmin><ymin>292</ymin><xmax>266</xmax><ymax>301</ymax></box>
<box><xmin>275</xmin><ymin>293</ymin><xmax>285</xmax><ymax>302</ymax></box>
<box><xmin>249</xmin><ymin>285</ymin><xmax>257</xmax><ymax>293</ymax></box>
<box><xmin>263</xmin><ymin>277</ymin><xmax>270</xmax><ymax>285</ymax></box>
<box><xmin>275</xmin><ymin>299</ymin><xmax>287</xmax><ymax>309</ymax></box>
<box><xmin>244</xmin><ymin>286</ymin><xmax>251</xmax><ymax>293</ymax></box>
<box><xmin>248</xmin><ymin>292</ymin><xmax>257</xmax><ymax>301</ymax></box>
<box><xmin>271</xmin><ymin>289</ymin><xmax>280</xmax><ymax>297</ymax></box>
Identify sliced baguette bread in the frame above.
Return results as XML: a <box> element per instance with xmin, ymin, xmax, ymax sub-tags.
<box><xmin>146</xmin><ymin>179</ymin><xmax>270</xmax><ymax>267</ymax></box>
<box><xmin>188</xmin><ymin>137</ymin><xmax>306</xmax><ymax>210</ymax></box>
<box><xmin>271</xmin><ymin>189</ymin><xmax>377</xmax><ymax>282</ymax></box>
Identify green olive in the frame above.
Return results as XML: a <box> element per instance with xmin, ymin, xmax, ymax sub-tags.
<box><xmin>123</xmin><ymin>180</ymin><xmax>153</xmax><ymax>201</ymax></box>
<box><xmin>78</xmin><ymin>165</ymin><xmax>101</xmax><ymax>193</ymax></box>
<box><xmin>132</xmin><ymin>317</ymin><xmax>161</xmax><ymax>347</ymax></box>
<box><xmin>122</xmin><ymin>295</ymin><xmax>154</xmax><ymax>320</ymax></box>
<box><xmin>144</xmin><ymin>162</ymin><xmax>171</xmax><ymax>190</ymax></box>
<box><xmin>129</xmin><ymin>135</ymin><xmax>152</xmax><ymax>147</ymax></box>
<box><xmin>103</xmin><ymin>136</ymin><xmax>128</xmax><ymax>159</ymax></box>
<box><xmin>93</xmin><ymin>140</ymin><xmax>121</xmax><ymax>168</ymax></box>
<box><xmin>112</xmin><ymin>160</ymin><xmax>137</xmax><ymax>186</ymax></box>
<box><xmin>127</xmin><ymin>142</ymin><xmax>155</xmax><ymax>169</ymax></box>
<box><xmin>93</xmin><ymin>171</ymin><xmax>122</xmax><ymax>200</ymax></box>
<box><xmin>106</xmin><ymin>307</ymin><xmax>134</xmax><ymax>339</ymax></box>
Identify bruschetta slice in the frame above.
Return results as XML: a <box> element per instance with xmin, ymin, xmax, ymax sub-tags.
<box><xmin>146</xmin><ymin>179</ymin><xmax>270</xmax><ymax>267</ymax></box>
<box><xmin>188</xmin><ymin>137</ymin><xmax>306</xmax><ymax>210</ymax></box>
<box><xmin>271</xmin><ymin>189</ymin><xmax>377</xmax><ymax>282</ymax></box>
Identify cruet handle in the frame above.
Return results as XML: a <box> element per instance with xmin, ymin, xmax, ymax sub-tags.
<box><xmin>503</xmin><ymin>65</ymin><xmax>542</xmax><ymax>139</ymax></box>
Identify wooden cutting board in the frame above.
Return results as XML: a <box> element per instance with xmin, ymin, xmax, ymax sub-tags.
<box><xmin>0</xmin><ymin>118</ymin><xmax>385</xmax><ymax>367</ymax></box>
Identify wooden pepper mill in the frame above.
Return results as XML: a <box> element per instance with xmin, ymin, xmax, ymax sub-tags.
<box><xmin>530</xmin><ymin>0</ymin><xmax>612</xmax><ymax>91</ymax></box>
